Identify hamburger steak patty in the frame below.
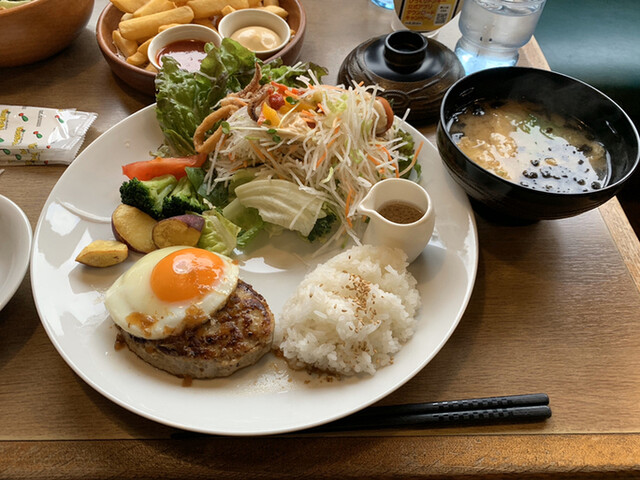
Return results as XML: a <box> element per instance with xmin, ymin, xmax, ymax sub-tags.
<box><xmin>117</xmin><ymin>280</ymin><xmax>275</xmax><ymax>379</ymax></box>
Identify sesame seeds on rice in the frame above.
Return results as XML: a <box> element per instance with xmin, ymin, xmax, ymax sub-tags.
<box><xmin>275</xmin><ymin>245</ymin><xmax>421</xmax><ymax>375</ymax></box>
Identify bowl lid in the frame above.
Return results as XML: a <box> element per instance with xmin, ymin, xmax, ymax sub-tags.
<box><xmin>338</xmin><ymin>31</ymin><xmax>464</xmax><ymax>124</ymax></box>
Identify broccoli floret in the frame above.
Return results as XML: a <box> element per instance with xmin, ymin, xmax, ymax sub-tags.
<box><xmin>306</xmin><ymin>210</ymin><xmax>337</xmax><ymax>242</ymax></box>
<box><xmin>119</xmin><ymin>174</ymin><xmax>177</xmax><ymax>219</ymax></box>
<box><xmin>162</xmin><ymin>176</ymin><xmax>207</xmax><ymax>218</ymax></box>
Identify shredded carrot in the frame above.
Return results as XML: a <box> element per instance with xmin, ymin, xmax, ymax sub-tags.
<box><xmin>379</xmin><ymin>144</ymin><xmax>394</xmax><ymax>166</ymax></box>
<box><xmin>248</xmin><ymin>141</ymin><xmax>266</xmax><ymax>162</ymax></box>
<box><xmin>270</xmin><ymin>81</ymin><xmax>288</xmax><ymax>93</ymax></box>
<box><xmin>315</xmin><ymin>151</ymin><xmax>328</xmax><ymax>168</ymax></box>
<box><xmin>399</xmin><ymin>140</ymin><xmax>423</xmax><ymax>177</ymax></box>
<box><xmin>376</xmin><ymin>145</ymin><xmax>400</xmax><ymax>178</ymax></box>
<box><xmin>328</xmin><ymin>122</ymin><xmax>340</xmax><ymax>144</ymax></box>
<box><xmin>345</xmin><ymin>187</ymin><xmax>354</xmax><ymax>227</ymax></box>
<box><xmin>317</xmin><ymin>103</ymin><xmax>328</xmax><ymax>115</ymax></box>
<box><xmin>270</xmin><ymin>81</ymin><xmax>305</xmax><ymax>97</ymax></box>
<box><xmin>367</xmin><ymin>154</ymin><xmax>382</xmax><ymax>166</ymax></box>
<box><xmin>315</xmin><ymin>123</ymin><xmax>341</xmax><ymax>168</ymax></box>
<box><xmin>358</xmin><ymin>80</ymin><xmax>365</xmax><ymax>86</ymax></box>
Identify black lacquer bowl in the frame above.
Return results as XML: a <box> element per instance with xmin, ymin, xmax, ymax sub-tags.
<box><xmin>436</xmin><ymin>67</ymin><xmax>640</xmax><ymax>221</ymax></box>
<box><xmin>338</xmin><ymin>30</ymin><xmax>464</xmax><ymax>125</ymax></box>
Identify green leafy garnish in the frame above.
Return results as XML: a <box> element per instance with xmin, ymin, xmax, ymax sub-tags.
<box><xmin>266</xmin><ymin>128</ymin><xmax>281</xmax><ymax>143</ymax></box>
<box><xmin>155</xmin><ymin>38</ymin><xmax>327</xmax><ymax>157</ymax></box>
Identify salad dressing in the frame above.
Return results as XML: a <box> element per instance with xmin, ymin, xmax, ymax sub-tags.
<box><xmin>378</xmin><ymin>201</ymin><xmax>424</xmax><ymax>224</ymax></box>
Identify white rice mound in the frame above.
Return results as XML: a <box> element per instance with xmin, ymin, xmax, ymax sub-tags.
<box><xmin>275</xmin><ymin>245</ymin><xmax>421</xmax><ymax>375</ymax></box>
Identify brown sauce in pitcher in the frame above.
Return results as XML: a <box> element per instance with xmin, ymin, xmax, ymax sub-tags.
<box><xmin>378</xmin><ymin>201</ymin><xmax>424</xmax><ymax>224</ymax></box>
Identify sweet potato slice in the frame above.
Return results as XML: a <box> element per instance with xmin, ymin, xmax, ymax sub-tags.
<box><xmin>111</xmin><ymin>204</ymin><xmax>158</xmax><ymax>254</ymax></box>
<box><xmin>75</xmin><ymin>240</ymin><xmax>129</xmax><ymax>267</ymax></box>
<box><xmin>152</xmin><ymin>214</ymin><xmax>204</xmax><ymax>249</ymax></box>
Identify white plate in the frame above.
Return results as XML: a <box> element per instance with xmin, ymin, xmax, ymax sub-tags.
<box><xmin>0</xmin><ymin>194</ymin><xmax>32</xmax><ymax>311</ymax></box>
<box><xmin>31</xmin><ymin>105</ymin><xmax>478</xmax><ymax>435</ymax></box>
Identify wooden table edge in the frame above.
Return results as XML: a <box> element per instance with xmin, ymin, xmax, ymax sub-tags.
<box><xmin>599</xmin><ymin>198</ymin><xmax>640</xmax><ymax>292</ymax></box>
<box><xmin>2</xmin><ymin>433</ymin><xmax>639</xmax><ymax>479</ymax></box>
<box><xmin>524</xmin><ymin>39</ymin><xmax>640</xmax><ymax>293</ymax></box>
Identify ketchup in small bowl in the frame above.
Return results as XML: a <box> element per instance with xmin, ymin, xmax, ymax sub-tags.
<box><xmin>148</xmin><ymin>24</ymin><xmax>221</xmax><ymax>72</ymax></box>
<box><xmin>156</xmin><ymin>39</ymin><xmax>208</xmax><ymax>72</ymax></box>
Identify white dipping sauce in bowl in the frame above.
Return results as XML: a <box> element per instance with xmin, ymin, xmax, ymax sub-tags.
<box><xmin>218</xmin><ymin>8</ymin><xmax>291</xmax><ymax>59</ymax></box>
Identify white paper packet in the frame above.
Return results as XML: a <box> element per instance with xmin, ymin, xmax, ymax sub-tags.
<box><xmin>0</xmin><ymin>106</ymin><xmax>97</xmax><ymax>165</ymax></box>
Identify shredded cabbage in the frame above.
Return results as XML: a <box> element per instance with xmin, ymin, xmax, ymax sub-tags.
<box><xmin>234</xmin><ymin>179</ymin><xmax>324</xmax><ymax>236</ymax></box>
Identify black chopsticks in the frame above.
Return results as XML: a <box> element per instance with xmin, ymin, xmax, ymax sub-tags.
<box><xmin>315</xmin><ymin>393</ymin><xmax>551</xmax><ymax>432</ymax></box>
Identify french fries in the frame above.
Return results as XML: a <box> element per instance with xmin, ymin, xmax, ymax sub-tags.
<box><xmin>108</xmin><ymin>0</ymin><xmax>287</xmax><ymax>71</ymax></box>
<box><xmin>220</xmin><ymin>4</ymin><xmax>235</xmax><ymax>15</ymax></box>
<box><xmin>119</xmin><ymin>6</ymin><xmax>195</xmax><ymax>41</ymax></box>
<box><xmin>111</xmin><ymin>0</ymin><xmax>148</xmax><ymax>13</ymax></box>
<box><xmin>187</xmin><ymin>0</ymin><xmax>248</xmax><ymax>18</ymax></box>
<box><xmin>260</xmin><ymin>4</ymin><xmax>287</xmax><ymax>17</ymax></box>
<box><xmin>133</xmin><ymin>0</ymin><xmax>176</xmax><ymax>17</ymax></box>
<box><xmin>113</xmin><ymin>29</ymin><xmax>138</xmax><ymax>57</ymax></box>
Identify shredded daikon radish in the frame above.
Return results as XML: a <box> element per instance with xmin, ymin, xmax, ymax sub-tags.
<box><xmin>204</xmin><ymin>83</ymin><xmax>416</xmax><ymax>243</ymax></box>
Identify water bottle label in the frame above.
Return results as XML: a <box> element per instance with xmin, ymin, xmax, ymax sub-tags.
<box><xmin>395</xmin><ymin>0</ymin><xmax>463</xmax><ymax>32</ymax></box>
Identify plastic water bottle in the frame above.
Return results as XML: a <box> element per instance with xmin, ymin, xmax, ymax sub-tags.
<box><xmin>370</xmin><ymin>0</ymin><xmax>394</xmax><ymax>9</ymax></box>
<box><xmin>454</xmin><ymin>0</ymin><xmax>546</xmax><ymax>74</ymax></box>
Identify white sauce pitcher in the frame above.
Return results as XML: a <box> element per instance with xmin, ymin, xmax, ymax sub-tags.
<box><xmin>357</xmin><ymin>178</ymin><xmax>435</xmax><ymax>263</ymax></box>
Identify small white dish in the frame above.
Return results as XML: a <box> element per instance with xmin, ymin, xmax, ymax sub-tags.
<box><xmin>358</xmin><ymin>178</ymin><xmax>435</xmax><ymax>263</ymax></box>
<box><xmin>218</xmin><ymin>8</ymin><xmax>291</xmax><ymax>59</ymax></box>
<box><xmin>0</xmin><ymin>194</ymin><xmax>32</xmax><ymax>311</ymax></box>
<box><xmin>147</xmin><ymin>24</ymin><xmax>222</xmax><ymax>71</ymax></box>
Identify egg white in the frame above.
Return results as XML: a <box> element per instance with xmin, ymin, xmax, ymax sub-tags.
<box><xmin>105</xmin><ymin>246</ymin><xmax>239</xmax><ymax>340</ymax></box>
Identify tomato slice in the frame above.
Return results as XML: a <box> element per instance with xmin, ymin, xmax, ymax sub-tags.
<box><xmin>122</xmin><ymin>153</ymin><xmax>206</xmax><ymax>180</ymax></box>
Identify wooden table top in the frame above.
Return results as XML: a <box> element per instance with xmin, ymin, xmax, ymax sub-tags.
<box><xmin>1</xmin><ymin>1</ymin><xmax>640</xmax><ymax>478</ymax></box>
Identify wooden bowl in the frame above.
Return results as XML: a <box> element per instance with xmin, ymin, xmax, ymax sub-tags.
<box><xmin>96</xmin><ymin>0</ymin><xmax>306</xmax><ymax>96</ymax></box>
<box><xmin>0</xmin><ymin>0</ymin><xmax>94</xmax><ymax>67</ymax></box>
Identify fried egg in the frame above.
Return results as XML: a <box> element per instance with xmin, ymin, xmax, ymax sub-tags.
<box><xmin>105</xmin><ymin>246</ymin><xmax>239</xmax><ymax>340</ymax></box>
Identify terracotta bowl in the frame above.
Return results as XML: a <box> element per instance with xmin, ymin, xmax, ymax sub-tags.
<box><xmin>0</xmin><ymin>0</ymin><xmax>94</xmax><ymax>67</ymax></box>
<box><xmin>96</xmin><ymin>0</ymin><xmax>306</xmax><ymax>96</ymax></box>
<box><xmin>436</xmin><ymin>67</ymin><xmax>640</xmax><ymax>222</ymax></box>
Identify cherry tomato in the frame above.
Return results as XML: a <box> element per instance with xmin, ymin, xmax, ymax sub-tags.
<box><xmin>268</xmin><ymin>92</ymin><xmax>286</xmax><ymax>111</ymax></box>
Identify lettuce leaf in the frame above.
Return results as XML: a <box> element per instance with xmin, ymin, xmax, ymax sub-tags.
<box><xmin>222</xmin><ymin>198</ymin><xmax>264</xmax><ymax>248</ymax></box>
<box><xmin>155</xmin><ymin>38</ymin><xmax>327</xmax><ymax>157</ymax></box>
<box><xmin>197</xmin><ymin>209</ymin><xmax>241</xmax><ymax>256</ymax></box>
<box><xmin>262</xmin><ymin>61</ymin><xmax>328</xmax><ymax>88</ymax></box>
<box><xmin>185</xmin><ymin>166</ymin><xmax>229</xmax><ymax>207</ymax></box>
<box><xmin>234</xmin><ymin>179</ymin><xmax>324</xmax><ymax>236</ymax></box>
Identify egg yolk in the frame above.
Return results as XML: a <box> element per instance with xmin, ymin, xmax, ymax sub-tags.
<box><xmin>150</xmin><ymin>248</ymin><xmax>225</xmax><ymax>303</ymax></box>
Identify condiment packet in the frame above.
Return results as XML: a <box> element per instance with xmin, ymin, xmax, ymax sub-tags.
<box><xmin>0</xmin><ymin>106</ymin><xmax>97</xmax><ymax>166</ymax></box>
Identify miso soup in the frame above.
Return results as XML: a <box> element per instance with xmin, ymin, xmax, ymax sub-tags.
<box><xmin>448</xmin><ymin>100</ymin><xmax>611</xmax><ymax>193</ymax></box>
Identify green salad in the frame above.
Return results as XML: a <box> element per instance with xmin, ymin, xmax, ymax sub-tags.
<box><xmin>118</xmin><ymin>39</ymin><xmax>420</xmax><ymax>256</ymax></box>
